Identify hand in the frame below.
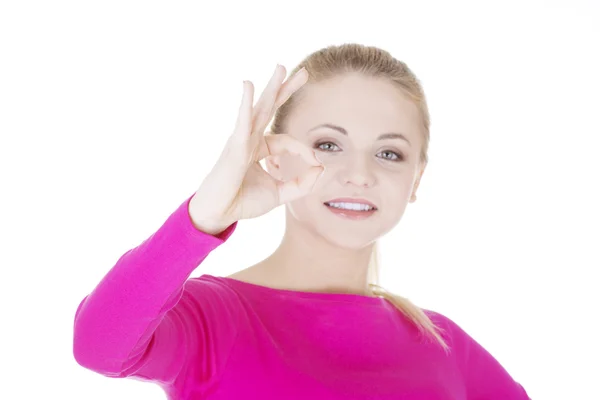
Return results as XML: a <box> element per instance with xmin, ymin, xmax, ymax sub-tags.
<box><xmin>189</xmin><ymin>65</ymin><xmax>324</xmax><ymax>234</ymax></box>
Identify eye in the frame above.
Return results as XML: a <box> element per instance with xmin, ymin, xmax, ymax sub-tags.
<box><xmin>314</xmin><ymin>141</ymin><xmax>341</xmax><ymax>152</ymax></box>
<box><xmin>314</xmin><ymin>141</ymin><xmax>405</xmax><ymax>162</ymax></box>
<box><xmin>378</xmin><ymin>150</ymin><xmax>404</xmax><ymax>162</ymax></box>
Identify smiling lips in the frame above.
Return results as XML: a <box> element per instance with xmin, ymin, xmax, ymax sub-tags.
<box><xmin>323</xmin><ymin>198</ymin><xmax>378</xmax><ymax>220</ymax></box>
<box><xmin>324</xmin><ymin>198</ymin><xmax>377</xmax><ymax>209</ymax></box>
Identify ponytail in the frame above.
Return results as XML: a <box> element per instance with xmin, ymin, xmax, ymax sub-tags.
<box><xmin>367</xmin><ymin>242</ymin><xmax>450</xmax><ymax>354</ymax></box>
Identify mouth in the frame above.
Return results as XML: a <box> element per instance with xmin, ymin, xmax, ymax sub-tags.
<box><xmin>323</xmin><ymin>198</ymin><xmax>378</xmax><ymax>220</ymax></box>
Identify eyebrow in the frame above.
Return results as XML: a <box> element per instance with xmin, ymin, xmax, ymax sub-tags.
<box><xmin>307</xmin><ymin>123</ymin><xmax>411</xmax><ymax>146</ymax></box>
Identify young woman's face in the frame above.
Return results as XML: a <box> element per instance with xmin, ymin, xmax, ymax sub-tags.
<box><xmin>270</xmin><ymin>72</ymin><xmax>426</xmax><ymax>249</ymax></box>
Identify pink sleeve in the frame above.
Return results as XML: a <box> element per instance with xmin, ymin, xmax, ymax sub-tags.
<box><xmin>444</xmin><ymin>316</ymin><xmax>530</xmax><ymax>400</ymax></box>
<box><xmin>72</xmin><ymin>193</ymin><xmax>238</xmax><ymax>384</ymax></box>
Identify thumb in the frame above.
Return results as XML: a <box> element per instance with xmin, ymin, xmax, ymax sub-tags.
<box><xmin>276</xmin><ymin>165</ymin><xmax>325</xmax><ymax>204</ymax></box>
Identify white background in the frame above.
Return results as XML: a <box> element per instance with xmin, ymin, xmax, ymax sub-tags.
<box><xmin>1</xmin><ymin>1</ymin><xmax>599</xmax><ymax>399</ymax></box>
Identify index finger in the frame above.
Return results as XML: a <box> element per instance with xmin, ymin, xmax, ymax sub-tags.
<box><xmin>259</xmin><ymin>133</ymin><xmax>323</xmax><ymax>167</ymax></box>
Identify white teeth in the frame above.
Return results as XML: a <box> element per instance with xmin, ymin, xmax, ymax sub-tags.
<box><xmin>326</xmin><ymin>202</ymin><xmax>374</xmax><ymax>211</ymax></box>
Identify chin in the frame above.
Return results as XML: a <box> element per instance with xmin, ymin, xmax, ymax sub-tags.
<box><xmin>287</xmin><ymin>199</ymin><xmax>393</xmax><ymax>248</ymax></box>
<box><xmin>322</xmin><ymin>234</ymin><xmax>378</xmax><ymax>251</ymax></box>
<box><xmin>315</xmin><ymin>208</ymin><xmax>387</xmax><ymax>249</ymax></box>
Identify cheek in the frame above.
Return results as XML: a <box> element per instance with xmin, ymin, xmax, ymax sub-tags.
<box><xmin>379</xmin><ymin>177</ymin><xmax>414</xmax><ymax>206</ymax></box>
<box><xmin>286</xmin><ymin>196</ymin><xmax>318</xmax><ymax>225</ymax></box>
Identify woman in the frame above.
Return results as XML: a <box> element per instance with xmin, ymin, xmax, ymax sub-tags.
<box><xmin>73</xmin><ymin>43</ymin><xmax>530</xmax><ymax>399</ymax></box>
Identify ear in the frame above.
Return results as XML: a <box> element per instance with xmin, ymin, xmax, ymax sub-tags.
<box><xmin>409</xmin><ymin>162</ymin><xmax>427</xmax><ymax>203</ymax></box>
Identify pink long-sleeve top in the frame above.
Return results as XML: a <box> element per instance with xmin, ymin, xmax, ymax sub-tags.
<box><xmin>72</xmin><ymin>193</ymin><xmax>530</xmax><ymax>399</ymax></box>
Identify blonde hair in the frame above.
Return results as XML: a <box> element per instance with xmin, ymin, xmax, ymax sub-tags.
<box><xmin>271</xmin><ymin>43</ymin><xmax>449</xmax><ymax>353</ymax></box>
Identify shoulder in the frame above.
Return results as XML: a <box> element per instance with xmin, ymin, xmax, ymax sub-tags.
<box><xmin>421</xmin><ymin>308</ymin><xmax>461</xmax><ymax>328</ymax></box>
<box><xmin>420</xmin><ymin>308</ymin><xmax>468</xmax><ymax>347</ymax></box>
<box><xmin>421</xmin><ymin>309</ymin><xmax>530</xmax><ymax>398</ymax></box>
<box><xmin>419</xmin><ymin>308</ymin><xmax>483</xmax><ymax>361</ymax></box>
<box><xmin>184</xmin><ymin>274</ymin><xmax>244</xmax><ymax>306</ymax></box>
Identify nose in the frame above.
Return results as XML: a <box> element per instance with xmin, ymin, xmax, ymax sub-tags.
<box><xmin>339</xmin><ymin>156</ymin><xmax>376</xmax><ymax>188</ymax></box>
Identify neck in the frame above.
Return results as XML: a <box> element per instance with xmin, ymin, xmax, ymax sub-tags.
<box><xmin>257</xmin><ymin>211</ymin><xmax>376</xmax><ymax>296</ymax></box>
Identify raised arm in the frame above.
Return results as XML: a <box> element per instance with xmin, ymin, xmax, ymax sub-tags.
<box><xmin>72</xmin><ymin>194</ymin><xmax>236</xmax><ymax>381</ymax></box>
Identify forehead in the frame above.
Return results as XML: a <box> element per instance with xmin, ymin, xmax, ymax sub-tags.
<box><xmin>289</xmin><ymin>72</ymin><xmax>423</xmax><ymax>141</ymax></box>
